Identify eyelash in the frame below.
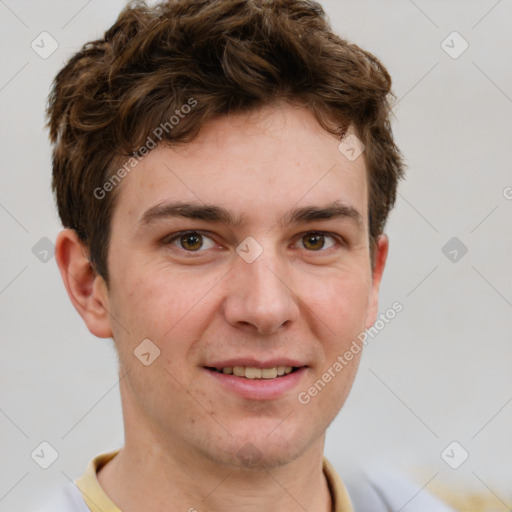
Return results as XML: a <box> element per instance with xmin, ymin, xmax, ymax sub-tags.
<box><xmin>163</xmin><ymin>230</ymin><xmax>345</xmax><ymax>254</ymax></box>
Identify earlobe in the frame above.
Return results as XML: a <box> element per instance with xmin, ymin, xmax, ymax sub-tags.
<box><xmin>365</xmin><ymin>234</ymin><xmax>389</xmax><ymax>329</ymax></box>
<box><xmin>55</xmin><ymin>229</ymin><xmax>113</xmax><ymax>338</ymax></box>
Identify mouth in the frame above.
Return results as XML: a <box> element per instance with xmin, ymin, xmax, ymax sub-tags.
<box><xmin>204</xmin><ymin>365</ymin><xmax>303</xmax><ymax>379</ymax></box>
<box><xmin>202</xmin><ymin>364</ymin><xmax>308</xmax><ymax>400</ymax></box>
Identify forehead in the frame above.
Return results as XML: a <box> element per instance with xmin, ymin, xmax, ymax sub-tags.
<box><xmin>111</xmin><ymin>104</ymin><xmax>368</xmax><ymax>230</ymax></box>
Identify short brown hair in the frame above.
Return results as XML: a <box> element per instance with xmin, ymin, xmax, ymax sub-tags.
<box><xmin>46</xmin><ymin>0</ymin><xmax>404</xmax><ymax>282</ymax></box>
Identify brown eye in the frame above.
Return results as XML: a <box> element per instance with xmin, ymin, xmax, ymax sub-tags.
<box><xmin>179</xmin><ymin>232</ymin><xmax>203</xmax><ymax>251</ymax></box>
<box><xmin>303</xmin><ymin>233</ymin><xmax>324</xmax><ymax>250</ymax></box>
<box><xmin>298</xmin><ymin>232</ymin><xmax>338</xmax><ymax>251</ymax></box>
<box><xmin>165</xmin><ymin>231</ymin><xmax>217</xmax><ymax>252</ymax></box>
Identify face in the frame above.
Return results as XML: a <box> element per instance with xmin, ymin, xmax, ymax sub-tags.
<box><xmin>100</xmin><ymin>103</ymin><xmax>386</xmax><ymax>469</ymax></box>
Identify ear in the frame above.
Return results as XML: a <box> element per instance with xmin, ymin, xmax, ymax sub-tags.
<box><xmin>55</xmin><ymin>229</ymin><xmax>113</xmax><ymax>338</ymax></box>
<box><xmin>365</xmin><ymin>234</ymin><xmax>389</xmax><ymax>329</ymax></box>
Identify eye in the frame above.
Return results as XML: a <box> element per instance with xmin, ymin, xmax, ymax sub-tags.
<box><xmin>295</xmin><ymin>231</ymin><xmax>340</xmax><ymax>251</ymax></box>
<box><xmin>163</xmin><ymin>230</ymin><xmax>343</xmax><ymax>254</ymax></box>
<box><xmin>164</xmin><ymin>231</ymin><xmax>217</xmax><ymax>252</ymax></box>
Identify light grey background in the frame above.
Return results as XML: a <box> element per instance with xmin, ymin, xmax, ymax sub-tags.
<box><xmin>1</xmin><ymin>1</ymin><xmax>511</xmax><ymax>510</ymax></box>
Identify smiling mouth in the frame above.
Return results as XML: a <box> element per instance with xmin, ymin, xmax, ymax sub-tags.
<box><xmin>204</xmin><ymin>366</ymin><xmax>302</xmax><ymax>379</ymax></box>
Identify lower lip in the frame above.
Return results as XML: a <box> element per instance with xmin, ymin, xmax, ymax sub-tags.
<box><xmin>204</xmin><ymin>367</ymin><xmax>307</xmax><ymax>400</ymax></box>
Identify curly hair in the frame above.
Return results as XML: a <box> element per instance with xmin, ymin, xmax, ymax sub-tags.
<box><xmin>46</xmin><ymin>0</ymin><xmax>405</xmax><ymax>282</ymax></box>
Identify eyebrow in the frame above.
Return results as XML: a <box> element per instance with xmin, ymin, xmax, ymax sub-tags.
<box><xmin>138</xmin><ymin>200</ymin><xmax>364</xmax><ymax>230</ymax></box>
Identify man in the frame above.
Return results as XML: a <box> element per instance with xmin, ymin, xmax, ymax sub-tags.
<box><xmin>40</xmin><ymin>0</ymin><xmax>453</xmax><ymax>510</ymax></box>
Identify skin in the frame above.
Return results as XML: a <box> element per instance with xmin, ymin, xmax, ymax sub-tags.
<box><xmin>56</xmin><ymin>102</ymin><xmax>388</xmax><ymax>512</ymax></box>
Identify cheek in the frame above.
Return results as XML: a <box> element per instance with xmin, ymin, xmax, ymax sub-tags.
<box><xmin>308</xmin><ymin>269</ymin><xmax>371</xmax><ymax>335</ymax></box>
<box><xmin>108</xmin><ymin>269</ymin><xmax>207</xmax><ymax>425</ymax></box>
<box><xmin>109</xmin><ymin>266</ymin><xmax>223</xmax><ymax>361</ymax></box>
<box><xmin>112</xmin><ymin>266</ymin><xmax>181</xmax><ymax>331</ymax></box>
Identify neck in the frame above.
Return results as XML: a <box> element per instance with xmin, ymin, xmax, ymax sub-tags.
<box><xmin>97</xmin><ymin>431</ymin><xmax>332</xmax><ymax>512</ymax></box>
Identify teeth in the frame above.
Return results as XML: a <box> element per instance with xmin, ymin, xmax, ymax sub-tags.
<box><xmin>218</xmin><ymin>366</ymin><xmax>295</xmax><ymax>379</ymax></box>
<box><xmin>233</xmin><ymin>366</ymin><xmax>244</xmax><ymax>376</ymax></box>
<box><xmin>261</xmin><ymin>367</ymin><xmax>277</xmax><ymax>379</ymax></box>
<box><xmin>245</xmin><ymin>367</ymin><xmax>262</xmax><ymax>379</ymax></box>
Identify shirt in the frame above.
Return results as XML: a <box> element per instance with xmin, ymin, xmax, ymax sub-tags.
<box><xmin>37</xmin><ymin>450</ymin><xmax>456</xmax><ymax>511</ymax></box>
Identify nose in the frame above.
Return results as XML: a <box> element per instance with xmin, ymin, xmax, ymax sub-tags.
<box><xmin>222</xmin><ymin>245</ymin><xmax>300</xmax><ymax>336</ymax></box>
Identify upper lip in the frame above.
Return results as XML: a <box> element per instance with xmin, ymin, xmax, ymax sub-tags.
<box><xmin>204</xmin><ymin>358</ymin><xmax>307</xmax><ymax>369</ymax></box>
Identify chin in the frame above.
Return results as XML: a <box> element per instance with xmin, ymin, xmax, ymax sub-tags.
<box><xmin>202</xmin><ymin>422</ymin><xmax>319</xmax><ymax>471</ymax></box>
